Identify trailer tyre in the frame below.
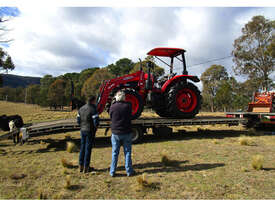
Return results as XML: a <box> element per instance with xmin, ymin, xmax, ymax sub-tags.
<box><xmin>131</xmin><ymin>127</ymin><xmax>143</xmax><ymax>144</ymax></box>
<box><xmin>153</xmin><ymin>126</ymin><xmax>173</xmax><ymax>138</ymax></box>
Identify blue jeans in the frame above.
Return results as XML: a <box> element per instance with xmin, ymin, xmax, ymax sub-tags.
<box><xmin>110</xmin><ymin>133</ymin><xmax>134</xmax><ymax>176</ymax></box>
<box><xmin>79</xmin><ymin>130</ymin><xmax>95</xmax><ymax>168</ymax></box>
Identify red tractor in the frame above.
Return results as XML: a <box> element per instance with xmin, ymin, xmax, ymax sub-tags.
<box><xmin>96</xmin><ymin>47</ymin><xmax>202</xmax><ymax>119</ymax></box>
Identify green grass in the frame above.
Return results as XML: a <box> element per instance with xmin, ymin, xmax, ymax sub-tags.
<box><xmin>1</xmin><ymin>101</ymin><xmax>275</xmax><ymax>199</ymax></box>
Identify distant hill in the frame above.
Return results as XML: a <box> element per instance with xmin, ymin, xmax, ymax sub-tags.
<box><xmin>1</xmin><ymin>74</ymin><xmax>41</xmax><ymax>88</ymax></box>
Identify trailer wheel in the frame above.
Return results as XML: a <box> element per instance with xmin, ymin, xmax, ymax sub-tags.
<box><xmin>131</xmin><ymin>127</ymin><xmax>143</xmax><ymax>144</ymax></box>
<box><xmin>152</xmin><ymin>126</ymin><xmax>173</xmax><ymax>138</ymax></box>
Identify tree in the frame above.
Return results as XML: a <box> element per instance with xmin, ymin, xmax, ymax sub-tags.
<box><xmin>215</xmin><ymin>80</ymin><xmax>233</xmax><ymax>112</ymax></box>
<box><xmin>14</xmin><ymin>87</ymin><xmax>25</xmax><ymax>102</ymax></box>
<box><xmin>81</xmin><ymin>68</ymin><xmax>114</xmax><ymax>99</ymax></box>
<box><xmin>0</xmin><ymin>47</ymin><xmax>15</xmax><ymax>73</ymax></box>
<box><xmin>0</xmin><ymin>17</ymin><xmax>15</xmax><ymax>76</ymax></box>
<box><xmin>25</xmin><ymin>84</ymin><xmax>40</xmax><ymax>104</ymax></box>
<box><xmin>0</xmin><ymin>86</ymin><xmax>14</xmax><ymax>101</ymax></box>
<box><xmin>201</xmin><ymin>65</ymin><xmax>229</xmax><ymax>112</ymax></box>
<box><xmin>232</xmin><ymin>15</ymin><xmax>275</xmax><ymax>90</ymax></box>
<box><xmin>48</xmin><ymin>79</ymin><xmax>66</xmax><ymax>109</ymax></box>
<box><xmin>0</xmin><ymin>73</ymin><xmax>2</xmax><ymax>87</ymax></box>
<box><xmin>107</xmin><ymin>58</ymin><xmax>134</xmax><ymax>77</ymax></box>
<box><xmin>79</xmin><ymin>68</ymin><xmax>99</xmax><ymax>87</ymax></box>
<box><xmin>39</xmin><ymin>75</ymin><xmax>55</xmax><ymax>106</ymax></box>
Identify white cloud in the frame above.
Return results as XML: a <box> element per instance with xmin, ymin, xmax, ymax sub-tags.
<box><xmin>4</xmin><ymin>7</ymin><xmax>275</xmax><ymax>82</ymax></box>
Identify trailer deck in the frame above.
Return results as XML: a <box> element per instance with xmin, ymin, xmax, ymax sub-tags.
<box><xmin>226</xmin><ymin>112</ymin><xmax>275</xmax><ymax>128</ymax></box>
<box><xmin>1</xmin><ymin>116</ymin><xmax>246</xmax><ymax>143</ymax></box>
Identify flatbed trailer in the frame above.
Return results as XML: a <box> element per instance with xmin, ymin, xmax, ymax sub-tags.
<box><xmin>1</xmin><ymin>116</ymin><xmax>246</xmax><ymax>143</ymax></box>
<box><xmin>226</xmin><ymin>112</ymin><xmax>275</xmax><ymax>129</ymax></box>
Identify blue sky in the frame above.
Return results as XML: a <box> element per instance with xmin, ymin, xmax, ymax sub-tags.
<box><xmin>0</xmin><ymin>5</ymin><xmax>274</xmax><ymax>89</ymax></box>
<box><xmin>0</xmin><ymin>7</ymin><xmax>19</xmax><ymax>17</ymax></box>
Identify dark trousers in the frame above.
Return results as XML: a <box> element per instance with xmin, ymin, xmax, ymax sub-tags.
<box><xmin>13</xmin><ymin>132</ymin><xmax>20</xmax><ymax>144</ymax></box>
<box><xmin>79</xmin><ymin>130</ymin><xmax>95</xmax><ymax>168</ymax></box>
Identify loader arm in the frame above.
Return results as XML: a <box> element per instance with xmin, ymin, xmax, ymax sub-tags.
<box><xmin>96</xmin><ymin>70</ymin><xmax>146</xmax><ymax>114</ymax></box>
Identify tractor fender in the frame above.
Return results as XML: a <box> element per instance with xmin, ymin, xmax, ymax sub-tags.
<box><xmin>161</xmin><ymin>75</ymin><xmax>200</xmax><ymax>93</ymax></box>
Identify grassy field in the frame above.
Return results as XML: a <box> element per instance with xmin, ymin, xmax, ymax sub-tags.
<box><xmin>0</xmin><ymin>101</ymin><xmax>275</xmax><ymax>199</ymax></box>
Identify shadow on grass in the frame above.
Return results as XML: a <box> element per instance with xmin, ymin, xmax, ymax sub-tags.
<box><xmin>6</xmin><ymin>128</ymin><xmax>268</xmax><ymax>154</ymax></box>
<box><xmin>93</xmin><ymin>129</ymin><xmax>250</xmax><ymax>148</ymax></box>
<box><xmin>143</xmin><ymin>163</ymin><xmax>225</xmax><ymax>174</ymax></box>
<box><xmin>45</xmin><ymin>109</ymin><xmax>72</xmax><ymax>112</ymax></box>
<box><xmin>9</xmin><ymin>138</ymin><xmax>78</xmax><ymax>155</ymax></box>
<box><xmin>0</xmin><ymin>143</ymin><xmax>10</xmax><ymax>147</ymax></box>
<box><xmin>115</xmin><ymin>160</ymin><xmax>225</xmax><ymax>174</ymax></box>
<box><xmin>263</xmin><ymin>168</ymin><xmax>275</xmax><ymax>171</ymax></box>
<box><xmin>66</xmin><ymin>184</ymin><xmax>84</xmax><ymax>191</ymax></box>
<box><xmin>0</xmin><ymin>148</ymin><xmax>7</xmax><ymax>156</ymax></box>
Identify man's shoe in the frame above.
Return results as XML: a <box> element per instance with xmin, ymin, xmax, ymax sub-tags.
<box><xmin>127</xmin><ymin>170</ymin><xmax>137</xmax><ymax>177</ymax></box>
<box><xmin>79</xmin><ymin>165</ymin><xmax>84</xmax><ymax>173</ymax></box>
<box><xmin>83</xmin><ymin>167</ymin><xmax>95</xmax><ymax>173</ymax></box>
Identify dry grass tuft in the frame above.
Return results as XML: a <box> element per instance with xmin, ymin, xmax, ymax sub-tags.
<box><xmin>239</xmin><ymin>137</ymin><xmax>255</xmax><ymax>146</ymax></box>
<box><xmin>52</xmin><ymin>192</ymin><xmax>64</xmax><ymax>200</ymax></box>
<box><xmin>161</xmin><ymin>153</ymin><xmax>179</xmax><ymax>167</ymax></box>
<box><xmin>239</xmin><ymin>137</ymin><xmax>250</xmax><ymax>146</ymax></box>
<box><xmin>136</xmin><ymin>173</ymin><xmax>160</xmax><ymax>191</ymax></box>
<box><xmin>247</xmin><ymin>128</ymin><xmax>257</xmax><ymax>136</ymax></box>
<box><xmin>38</xmin><ymin>189</ymin><xmax>47</xmax><ymax>200</ymax></box>
<box><xmin>251</xmin><ymin>155</ymin><xmax>264</xmax><ymax>170</ymax></box>
<box><xmin>66</xmin><ymin>141</ymin><xmax>77</xmax><ymax>153</ymax></box>
<box><xmin>213</xmin><ymin>139</ymin><xmax>219</xmax><ymax>144</ymax></box>
<box><xmin>61</xmin><ymin>168</ymin><xmax>69</xmax><ymax>175</ymax></box>
<box><xmin>65</xmin><ymin>134</ymin><xmax>72</xmax><ymax>140</ymax></box>
<box><xmin>241</xmin><ymin>167</ymin><xmax>249</xmax><ymax>172</ymax></box>
<box><xmin>65</xmin><ymin>175</ymin><xmax>71</xmax><ymax>189</ymax></box>
<box><xmin>161</xmin><ymin>154</ymin><xmax>170</xmax><ymax>166</ymax></box>
<box><xmin>39</xmin><ymin>141</ymin><xmax>49</xmax><ymax>149</ymax></box>
<box><xmin>61</xmin><ymin>158</ymin><xmax>75</xmax><ymax>169</ymax></box>
<box><xmin>10</xmin><ymin>173</ymin><xmax>26</xmax><ymax>180</ymax></box>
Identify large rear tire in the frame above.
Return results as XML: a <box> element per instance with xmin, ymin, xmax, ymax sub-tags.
<box><xmin>124</xmin><ymin>89</ymin><xmax>144</xmax><ymax>120</ymax></box>
<box><xmin>167</xmin><ymin>83</ymin><xmax>201</xmax><ymax>118</ymax></box>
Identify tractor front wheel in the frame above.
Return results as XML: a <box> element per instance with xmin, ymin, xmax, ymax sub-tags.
<box><xmin>124</xmin><ymin>89</ymin><xmax>144</xmax><ymax>120</ymax></box>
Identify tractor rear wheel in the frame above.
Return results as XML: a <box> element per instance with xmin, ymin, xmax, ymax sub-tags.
<box><xmin>167</xmin><ymin>83</ymin><xmax>201</xmax><ymax>118</ymax></box>
<box><xmin>124</xmin><ymin>89</ymin><xmax>144</xmax><ymax>120</ymax></box>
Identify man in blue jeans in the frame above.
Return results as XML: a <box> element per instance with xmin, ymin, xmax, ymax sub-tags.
<box><xmin>109</xmin><ymin>91</ymin><xmax>136</xmax><ymax>177</ymax></box>
<box><xmin>77</xmin><ymin>96</ymin><xmax>99</xmax><ymax>173</ymax></box>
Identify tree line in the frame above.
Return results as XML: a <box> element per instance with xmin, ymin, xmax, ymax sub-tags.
<box><xmin>0</xmin><ymin>15</ymin><xmax>274</xmax><ymax>112</ymax></box>
<box><xmin>0</xmin><ymin>58</ymin><xmax>162</xmax><ymax>108</ymax></box>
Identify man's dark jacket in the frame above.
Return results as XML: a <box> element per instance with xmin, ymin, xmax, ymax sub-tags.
<box><xmin>109</xmin><ymin>101</ymin><xmax>132</xmax><ymax>135</ymax></box>
<box><xmin>77</xmin><ymin>103</ymin><xmax>99</xmax><ymax>132</ymax></box>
